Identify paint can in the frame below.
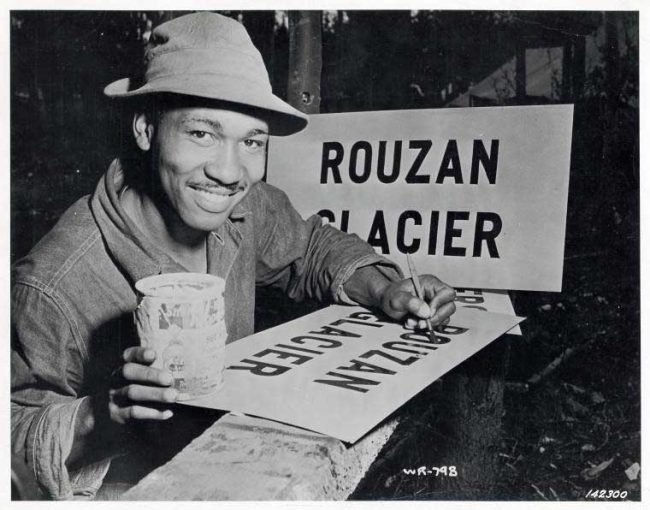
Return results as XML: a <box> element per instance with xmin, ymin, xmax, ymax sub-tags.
<box><xmin>134</xmin><ymin>273</ymin><xmax>227</xmax><ymax>400</ymax></box>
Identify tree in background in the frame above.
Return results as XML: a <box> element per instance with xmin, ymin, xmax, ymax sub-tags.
<box><xmin>287</xmin><ymin>11</ymin><xmax>322</xmax><ymax>114</ymax></box>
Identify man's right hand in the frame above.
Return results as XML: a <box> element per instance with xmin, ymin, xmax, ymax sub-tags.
<box><xmin>66</xmin><ymin>347</ymin><xmax>177</xmax><ymax>468</ymax></box>
<box><xmin>108</xmin><ymin>346</ymin><xmax>178</xmax><ymax>424</ymax></box>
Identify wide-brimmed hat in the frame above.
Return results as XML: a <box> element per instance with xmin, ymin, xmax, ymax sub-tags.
<box><xmin>104</xmin><ymin>12</ymin><xmax>308</xmax><ymax>136</ymax></box>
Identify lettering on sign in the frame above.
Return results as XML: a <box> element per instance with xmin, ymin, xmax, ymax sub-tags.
<box><xmin>318</xmin><ymin>209</ymin><xmax>502</xmax><ymax>257</ymax></box>
<box><xmin>186</xmin><ymin>304</ymin><xmax>525</xmax><ymax>442</ymax></box>
<box><xmin>228</xmin><ymin>309</ymin><xmax>467</xmax><ymax>394</ymax></box>
<box><xmin>320</xmin><ymin>139</ymin><xmax>499</xmax><ymax>185</ymax></box>
<box><xmin>267</xmin><ymin>106</ymin><xmax>573</xmax><ymax>291</ymax></box>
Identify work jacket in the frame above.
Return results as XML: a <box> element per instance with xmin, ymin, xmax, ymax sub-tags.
<box><xmin>11</xmin><ymin>159</ymin><xmax>401</xmax><ymax>499</ymax></box>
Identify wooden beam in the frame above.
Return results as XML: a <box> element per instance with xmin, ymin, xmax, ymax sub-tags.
<box><xmin>122</xmin><ymin>413</ymin><xmax>398</xmax><ymax>500</ymax></box>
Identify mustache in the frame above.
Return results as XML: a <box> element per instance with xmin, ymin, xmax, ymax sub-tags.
<box><xmin>189</xmin><ymin>181</ymin><xmax>243</xmax><ymax>192</ymax></box>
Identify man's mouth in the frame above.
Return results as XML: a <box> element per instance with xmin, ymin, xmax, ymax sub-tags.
<box><xmin>188</xmin><ymin>183</ymin><xmax>241</xmax><ymax>196</ymax></box>
<box><xmin>187</xmin><ymin>182</ymin><xmax>245</xmax><ymax>213</ymax></box>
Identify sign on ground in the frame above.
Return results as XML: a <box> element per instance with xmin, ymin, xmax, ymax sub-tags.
<box><xmin>185</xmin><ymin>305</ymin><xmax>523</xmax><ymax>443</ymax></box>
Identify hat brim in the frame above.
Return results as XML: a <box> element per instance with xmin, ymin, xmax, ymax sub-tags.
<box><xmin>104</xmin><ymin>76</ymin><xmax>308</xmax><ymax>137</ymax></box>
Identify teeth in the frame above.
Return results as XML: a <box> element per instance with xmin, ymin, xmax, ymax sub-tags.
<box><xmin>193</xmin><ymin>187</ymin><xmax>233</xmax><ymax>197</ymax></box>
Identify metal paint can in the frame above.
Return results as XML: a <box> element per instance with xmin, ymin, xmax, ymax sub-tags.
<box><xmin>134</xmin><ymin>273</ymin><xmax>227</xmax><ymax>400</ymax></box>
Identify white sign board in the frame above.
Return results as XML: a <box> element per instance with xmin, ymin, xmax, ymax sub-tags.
<box><xmin>185</xmin><ymin>306</ymin><xmax>524</xmax><ymax>443</ymax></box>
<box><xmin>267</xmin><ymin>106</ymin><xmax>573</xmax><ymax>292</ymax></box>
<box><xmin>456</xmin><ymin>288</ymin><xmax>522</xmax><ymax>335</ymax></box>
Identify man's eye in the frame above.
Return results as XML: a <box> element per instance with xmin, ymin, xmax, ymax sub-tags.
<box><xmin>190</xmin><ymin>130</ymin><xmax>210</xmax><ymax>139</ymax></box>
<box><xmin>243</xmin><ymin>139</ymin><xmax>266</xmax><ymax>151</ymax></box>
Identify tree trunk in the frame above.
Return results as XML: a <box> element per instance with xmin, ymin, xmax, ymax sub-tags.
<box><xmin>425</xmin><ymin>331</ymin><xmax>511</xmax><ymax>498</ymax></box>
<box><xmin>572</xmin><ymin>35</ymin><xmax>586</xmax><ymax>99</ymax></box>
<box><xmin>561</xmin><ymin>40</ymin><xmax>573</xmax><ymax>101</ymax></box>
<box><xmin>287</xmin><ymin>11</ymin><xmax>322</xmax><ymax>113</ymax></box>
<box><xmin>425</xmin><ymin>33</ymin><xmax>515</xmax><ymax>497</ymax></box>
<box><xmin>599</xmin><ymin>12</ymin><xmax>623</xmax><ymax>227</ymax></box>
<box><xmin>351</xmin><ymin>336</ymin><xmax>512</xmax><ymax>500</ymax></box>
<box><xmin>515</xmin><ymin>43</ymin><xmax>526</xmax><ymax>103</ymax></box>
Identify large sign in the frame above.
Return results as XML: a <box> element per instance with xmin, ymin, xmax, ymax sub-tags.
<box><xmin>267</xmin><ymin>106</ymin><xmax>573</xmax><ymax>291</ymax></box>
<box><xmin>185</xmin><ymin>305</ymin><xmax>523</xmax><ymax>443</ymax></box>
<box><xmin>455</xmin><ymin>288</ymin><xmax>521</xmax><ymax>335</ymax></box>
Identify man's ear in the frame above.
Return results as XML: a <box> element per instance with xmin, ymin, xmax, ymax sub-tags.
<box><xmin>133</xmin><ymin>112</ymin><xmax>155</xmax><ymax>152</ymax></box>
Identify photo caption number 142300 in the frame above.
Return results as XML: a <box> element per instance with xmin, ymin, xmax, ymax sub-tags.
<box><xmin>585</xmin><ymin>489</ymin><xmax>628</xmax><ymax>499</ymax></box>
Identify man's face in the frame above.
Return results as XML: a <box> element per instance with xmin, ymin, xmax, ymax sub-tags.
<box><xmin>149</xmin><ymin>105</ymin><xmax>269</xmax><ymax>233</ymax></box>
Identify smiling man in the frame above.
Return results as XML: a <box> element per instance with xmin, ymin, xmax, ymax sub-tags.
<box><xmin>11</xmin><ymin>12</ymin><xmax>456</xmax><ymax>500</ymax></box>
<box><xmin>124</xmin><ymin>102</ymin><xmax>272</xmax><ymax>273</ymax></box>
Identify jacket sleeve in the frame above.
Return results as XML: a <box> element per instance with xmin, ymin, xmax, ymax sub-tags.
<box><xmin>11</xmin><ymin>282</ymin><xmax>111</xmax><ymax>500</ymax></box>
<box><xmin>253</xmin><ymin>183</ymin><xmax>403</xmax><ymax>303</ymax></box>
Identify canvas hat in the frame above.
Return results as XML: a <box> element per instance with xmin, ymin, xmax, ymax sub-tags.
<box><xmin>104</xmin><ymin>12</ymin><xmax>308</xmax><ymax>136</ymax></box>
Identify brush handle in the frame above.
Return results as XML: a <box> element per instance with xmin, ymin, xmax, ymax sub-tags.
<box><xmin>405</xmin><ymin>254</ymin><xmax>434</xmax><ymax>333</ymax></box>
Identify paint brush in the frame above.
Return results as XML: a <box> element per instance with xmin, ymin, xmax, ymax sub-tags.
<box><xmin>405</xmin><ymin>254</ymin><xmax>435</xmax><ymax>339</ymax></box>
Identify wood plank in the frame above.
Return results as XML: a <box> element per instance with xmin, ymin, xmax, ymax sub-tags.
<box><xmin>122</xmin><ymin>412</ymin><xmax>398</xmax><ymax>500</ymax></box>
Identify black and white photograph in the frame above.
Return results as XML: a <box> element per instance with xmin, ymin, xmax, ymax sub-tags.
<box><xmin>7</xmin><ymin>3</ymin><xmax>642</xmax><ymax>505</ymax></box>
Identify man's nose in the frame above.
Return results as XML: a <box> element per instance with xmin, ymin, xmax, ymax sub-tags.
<box><xmin>205</xmin><ymin>144</ymin><xmax>243</xmax><ymax>184</ymax></box>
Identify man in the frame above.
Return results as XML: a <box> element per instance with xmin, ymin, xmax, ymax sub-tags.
<box><xmin>11</xmin><ymin>12</ymin><xmax>456</xmax><ymax>500</ymax></box>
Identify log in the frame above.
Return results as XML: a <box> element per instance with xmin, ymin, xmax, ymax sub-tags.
<box><xmin>425</xmin><ymin>336</ymin><xmax>511</xmax><ymax>499</ymax></box>
<box><xmin>351</xmin><ymin>337</ymin><xmax>511</xmax><ymax>500</ymax></box>
<box><xmin>122</xmin><ymin>413</ymin><xmax>398</xmax><ymax>500</ymax></box>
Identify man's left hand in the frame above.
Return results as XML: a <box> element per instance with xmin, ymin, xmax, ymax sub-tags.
<box><xmin>378</xmin><ymin>275</ymin><xmax>456</xmax><ymax>330</ymax></box>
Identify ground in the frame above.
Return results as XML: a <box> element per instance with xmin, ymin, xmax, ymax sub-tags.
<box><xmin>494</xmin><ymin>246</ymin><xmax>640</xmax><ymax>501</ymax></box>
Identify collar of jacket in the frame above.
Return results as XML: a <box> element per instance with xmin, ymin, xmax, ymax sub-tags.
<box><xmin>90</xmin><ymin>158</ymin><xmax>249</xmax><ymax>284</ymax></box>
